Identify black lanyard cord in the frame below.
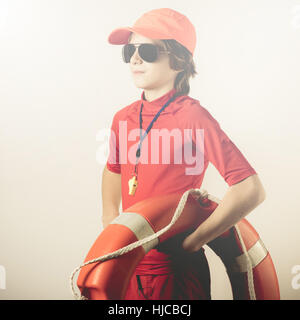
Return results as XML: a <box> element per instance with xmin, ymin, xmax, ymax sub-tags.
<box><xmin>133</xmin><ymin>91</ymin><xmax>179</xmax><ymax>176</ymax></box>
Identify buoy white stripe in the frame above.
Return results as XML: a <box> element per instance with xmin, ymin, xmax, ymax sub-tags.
<box><xmin>233</xmin><ymin>239</ymin><xmax>268</xmax><ymax>273</ymax></box>
<box><xmin>110</xmin><ymin>212</ymin><xmax>159</xmax><ymax>253</ymax></box>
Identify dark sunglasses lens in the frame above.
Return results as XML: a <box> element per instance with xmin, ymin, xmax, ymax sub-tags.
<box><xmin>139</xmin><ymin>44</ymin><xmax>158</xmax><ymax>62</ymax></box>
<box><xmin>122</xmin><ymin>43</ymin><xmax>158</xmax><ymax>63</ymax></box>
<box><xmin>122</xmin><ymin>44</ymin><xmax>136</xmax><ymax>63</ymax></box>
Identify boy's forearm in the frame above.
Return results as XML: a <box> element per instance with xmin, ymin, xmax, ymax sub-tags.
<box><xmin>101</xmin><ymin>165</ymin><xmax>122</xmax><ymax>227</ymax></box>
<box><xmin>182</xmin><ymin>174</ymin><xmax>266</xmax><ymax>251</ymax></box>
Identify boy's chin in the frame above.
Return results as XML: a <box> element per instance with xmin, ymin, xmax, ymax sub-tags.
<box><xmin>135</xmin><ymin>83</ymin><xmax>156</xmax><ymax>90</ymax></box>
<box><xmin>132</xmin><ymin>79</ymin><xmax>156</xmax><ymax>89</ymax></box>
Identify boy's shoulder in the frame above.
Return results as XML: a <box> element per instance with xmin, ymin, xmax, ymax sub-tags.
<box><xmin>176</xmin><ymin>95</ymin><xmax>217</xmax><ymax>122</ymax></box>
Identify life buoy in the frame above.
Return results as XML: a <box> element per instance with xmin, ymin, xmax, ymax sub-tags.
<box><xmin>72</xmin><ymin>189</ymin><xmax>280</xmax><ymax>300</ymax></box>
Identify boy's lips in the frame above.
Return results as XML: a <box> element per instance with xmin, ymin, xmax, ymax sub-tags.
<box><xmin>132</xmin><ymin>70</ymin><xmax>145</xmax><ymax>74</ymax></box>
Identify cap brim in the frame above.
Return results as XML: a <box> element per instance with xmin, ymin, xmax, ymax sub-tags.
<box><xmin>108</xmin><ymin>26</ymin><xmax>170</xmax><ymax>45</ymax></box>
<box><xmin>108</xmin><ymin>27</ymin><xmax>135</xmax><ymax>44</ymax></box>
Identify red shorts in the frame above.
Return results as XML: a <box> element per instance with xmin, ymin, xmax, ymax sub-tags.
<box><xmin>124</xmin><ymin>244</ymin><xmax>211</xmax><ymax>300</ymax></box>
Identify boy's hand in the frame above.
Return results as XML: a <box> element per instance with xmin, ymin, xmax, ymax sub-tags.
<box><xmin>181</xmin><ymin>232</ymin><xmax>203</xmax><ymax>253</ymax></box>
<box><xmin>102</xmin><ymin>211</ymin><xmax>119</xmax><ymax>229</ymax></box>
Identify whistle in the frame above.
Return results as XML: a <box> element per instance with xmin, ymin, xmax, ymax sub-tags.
<box><xmin>128</xmin><ymin>175</ymin><xmax>138</xmax><ymax>196</ymax></box>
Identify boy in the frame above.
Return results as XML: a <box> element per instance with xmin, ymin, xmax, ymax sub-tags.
<box><xmin>103</xmin><ymin>8</ymin><xmax>265</xmax><ymax>299</ymax></box>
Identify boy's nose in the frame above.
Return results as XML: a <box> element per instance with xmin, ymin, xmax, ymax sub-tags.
<box><xmin>130</xmin><ymin>49</ymin><xmax>142</xmax><ymax>64</ymax></box>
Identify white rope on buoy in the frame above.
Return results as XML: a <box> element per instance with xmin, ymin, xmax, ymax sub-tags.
<box><xmin>234</xmin><ymin>224</ymin><xmax>256</xmax><ymax>300</ymax></box>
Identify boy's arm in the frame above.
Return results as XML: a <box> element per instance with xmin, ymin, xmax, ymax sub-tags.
<box><xmin>182</xmin><ymin>174</ymin><xmax>266</xmax><ymax>252</ymax></box>
<box><xmin>101</xmin><ymin>165</ymin><xmax>122</xmax><ymax>229</ymax></box>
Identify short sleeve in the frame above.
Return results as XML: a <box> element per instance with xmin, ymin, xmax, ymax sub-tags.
<box><xmin>191</xmin><ymin>105</ymin><xmax>257</xmax><ymax>186</ymax></box>
<box><xmin>106</xmin><ymin>113</ymin><xmax>121</xmax><ymax>174</ymax></box>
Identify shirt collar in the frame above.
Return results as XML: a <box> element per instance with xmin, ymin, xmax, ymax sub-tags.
<box><xmin>139</xmin><ymin>88</ymin><xmax>178</xmax><ymax>115</ymax></box>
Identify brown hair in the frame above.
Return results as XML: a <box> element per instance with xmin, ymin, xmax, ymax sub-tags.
<box><xmin>159</xmin><ymin>39</ymin><xmax>197</xmax><ymax>96</ymax></box>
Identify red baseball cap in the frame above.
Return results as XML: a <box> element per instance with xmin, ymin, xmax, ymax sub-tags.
<box><xmin>108</xmin><ymin>8</ymin><xmax>196</xmax><ymax>56</ymax></box>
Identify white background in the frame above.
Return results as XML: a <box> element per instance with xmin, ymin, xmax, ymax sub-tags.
<box><xmin>0</xmin><ymin>0</ymin><xmax>300</xmax><ymax>299</ymax></box>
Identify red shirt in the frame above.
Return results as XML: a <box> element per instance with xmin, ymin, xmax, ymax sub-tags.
<box><xmin>106</xmin><ymin>88</ymin><xmax>257</xmax><ymax>212</ymax></box>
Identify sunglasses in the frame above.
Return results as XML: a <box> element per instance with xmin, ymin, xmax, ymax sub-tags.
<box><xmin>122</xmin><ymin>43</ymin><xmax>170</xmax><ymax>63</ymax></box>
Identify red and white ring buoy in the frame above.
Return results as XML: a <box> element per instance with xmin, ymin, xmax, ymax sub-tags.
<box><xmin>73</xmin><ymin>190</ymin><xmax>280</xmax><ymax>300</ymax></box>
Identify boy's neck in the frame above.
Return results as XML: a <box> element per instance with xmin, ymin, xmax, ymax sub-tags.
<box><xmin>143</xmin><ymin>84</ymin><xmax>175</xmax><ymax>102</ymax></box>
